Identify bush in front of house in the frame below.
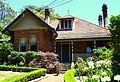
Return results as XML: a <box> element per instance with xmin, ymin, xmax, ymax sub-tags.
<box><xmin>0</xmin><ymin>65</ymin><xmax>47</xmax><ymax>82</ymax></box>
<box><xmin>64</xmin><ymin>69</ymin><xmax>77</xmax><ymax>82</ymax></box>
<box><xmin>93</xmin><ymin>47</ymin><xmax>112</xmax><ymax>60</ymax></box>
<box><xmin>29</xmin><ymin>51</ymin><xmax>59</xmax><ymax>73</ymax></box>
<box><xmin>0</xmin><ymin>42</ymin><xmax>13</xmax><ymax>64</ymax></box>
<box><xmin>74</xmin><ymin>56</ymin><xmax>115</xmax><ymax>82</ymax></box>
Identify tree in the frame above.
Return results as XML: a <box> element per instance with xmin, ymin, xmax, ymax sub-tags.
<box><xmin>0</xmin><ymin>0</ymin><xmax>16</xmax><ymax>25</ymax></box>
<box><xmin>108</xmin><ymin>15</ymin><xmax>120</xmax><ymax>75</ymax></box>
<box><xmin>22</xmin><ymin>5</ymin><xmax>61</xmax><ymax>21</ymax></box>
<box><xmin>0</xmin><ymin>0</ymin><xmax>16</xmax><ymax>39</ymax></box>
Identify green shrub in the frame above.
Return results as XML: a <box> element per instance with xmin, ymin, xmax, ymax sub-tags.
<box><xmin>8</xmin><ymin>51</ymin><xmax>25</xmax><ymax>66</ymax></box>
<box><xmin>0</xmin><ymin>65</ymin><xmax>47</xmax><ymax>82</ymax></box>
<box><xmin>93</xmin><ymin>47</ymin><xmax>112</xmax><ymax>60</ymax></box>
<box><xmin>23</xmin><ymin>51</ymin><xmax>38</xmax><ymax>66</ymax></box>
<box><xmin>0</xmin><ymin>42</ymin><xmax>13</xmax><ymax>64</ymax></box>
<box><xmin>64</xmin><ymin>69</ymin><xmax>76</xmax><ymax>82</ymax></box>
<box><xmin>109</xmin><ymin>15</ymin><xmax>120</xmax><ymax>75</ymax></box>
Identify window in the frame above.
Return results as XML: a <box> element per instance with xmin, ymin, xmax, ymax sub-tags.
<box><xmin>86</xmin><ymin>41</ymin><xmax>94</xmax><ymax>53</ymax></box>
<box><xmin>19</xmin><ymin>37</ymin><xmax>26</xmax><ymax>52</ymax></box>
<box><xmin>60</xmin><ymin>20</ymin><xmax>72</xmax><ymax>29</ymax></box>
<box><xmin>86</xmin><ymin>47</ymin><xmax>92</xmax><ymax>53</ymax></box>
<box><xmin>30</xmin><ymin>36</ymin><xmax>37</xmax><ymax>51</ymax></box>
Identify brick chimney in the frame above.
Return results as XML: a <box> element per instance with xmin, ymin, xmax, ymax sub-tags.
<box><xmin>98</xmin><ymin>14</ymin><xmax>102</xmax><ymax>27</ymax></box>
<box><xmin>102</xmin><ymin>4</ymin><xmax>108</xmax><ymax>27</ymax></box>
<box><xmin>45</xmin><ymin>8</ymin><xmax>50</xmax><ymax>24</ymax></box>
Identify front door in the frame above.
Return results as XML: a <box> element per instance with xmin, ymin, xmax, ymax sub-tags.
<box><xmin>62</xmin><ymin>43</ymin><xmax>71</xmax><ymax>63</ymax></box>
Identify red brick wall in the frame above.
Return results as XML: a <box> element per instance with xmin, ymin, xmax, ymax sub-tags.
<box><xmin>13</xmin><ymin>29</ymin><xmax>53</xmax><ymax>52</ymax></box>
<box><xmin>73</xmin><ymin>41</ymin><xmax>86</xmax><ymax>53</ymax></box>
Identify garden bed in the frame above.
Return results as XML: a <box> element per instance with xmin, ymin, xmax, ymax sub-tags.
<box><xmin>0</xmin><ymin>65</ymin><xmax>47</xmax><ymax>82</ymax></box>
<box><xmin>0</xmin><ymin>71</ymin><xmax>24</xmax><ymax>80</ymax></box>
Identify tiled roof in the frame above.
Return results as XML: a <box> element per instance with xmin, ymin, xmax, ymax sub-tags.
<box><xmin>58</xmin><ymin>15</ymin><xmax>74</xmax><ymax>19</ymax></box>
<box><xmin>50</xmin><ymin>15</ymin><xmax>111</xmax><ymax>40</ymax></box>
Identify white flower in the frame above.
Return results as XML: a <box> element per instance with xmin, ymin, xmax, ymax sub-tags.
<box><xmin>101</xmin><ymin>72</ymin><xmax>107</xmax><ymax>76</ymax></box>
<box><xmin>114</xmin><ymin>75</ymin><xmax>120</xmax><ymax>81</ymax></box>
<box><xmin>88</xmin><ymin>61</ymin><xmax>94</xmax><ymax>69</ymax></box>
<box><xmin>80</xmin><ymin>76</ymin><xmax>88</xmax><ymax>81</ymax></box>
<box><xmin>92</xmin><ymin>75</ymin><xmax>99</xmax><ymax>80</ymax></box>
<box><xmin>83</xmin><ymin>67</ymin><xmax>89</xmax><ymax>71</ymax></box>
<box><xmin>105</xmin><ymin>60</ymin><xmax>112</xmax><ymax>65</ymax></box>
<box><xmin>71</xmin><ymin>62</ymin><xmax>74</xmax><ymax>69</ymax></box>
<box><xmin>101</xmin><ymin>76</ymin><xmax>111</xmax><ymax>82</ymax></box>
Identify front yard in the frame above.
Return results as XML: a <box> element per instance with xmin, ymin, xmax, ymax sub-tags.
<box><xmin>0</xmin><ymin>71</ymin><xmax>24</xmax><ymax>80</ymax></box>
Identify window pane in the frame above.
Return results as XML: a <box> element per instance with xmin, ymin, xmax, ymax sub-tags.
<box><xmin>86</xmin><ymin>47</ymin><xmax>92</xmax><ymax>53</ymax></box>
<box><xmin>20</xmin><ymin>45</ymin><xmax>26</xmax><ymax>52</ymax></box>
<box><xmin>65</xmin><ymin>20</ymin><xmax>68</xmax><ymax>28</ymax></box>
<box><xmin>68</xmin><ymin>20</ymin><xmax>72</xmax><ymax>29</ymax></box>
<box><xmin>30</xmin><ymin>37</ymin><xmax>36</xmax><ymax>43</ymax></box>
<box><xmin>61</xmin><ymin>20</ymin><xmax>64</xmax><ymax>29</ymax></box>
<box><xmin>20</xmin><ymin>37</ymin><xmax>26</xmax><ymax>43</ymax></box>
<box><xmin>30</xmin><ymin>36</ymin><xmax>37</xmax><ymax>51</ymax></box>
<box><xmin>19</xmin><ymin>37</ymin><xmax>26</xmax><ymax>52</ymax></box>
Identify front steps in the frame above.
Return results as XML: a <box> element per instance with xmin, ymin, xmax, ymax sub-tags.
<box><xmin>60</xmin><ymin>63</ymin><xmax>71</xmax><ymax>73</ymax></box>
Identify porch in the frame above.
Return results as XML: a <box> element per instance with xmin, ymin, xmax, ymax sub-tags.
<box><xmin>54</xmin><ymin>40</ymin><xmax>109</xmax><ymax>63</ymax></box>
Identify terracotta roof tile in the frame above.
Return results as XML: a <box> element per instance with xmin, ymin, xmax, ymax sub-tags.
<box><xmin>50</xmin><ymin>15</ymin><xmax>111</xmax><ymax>40</ymax></box>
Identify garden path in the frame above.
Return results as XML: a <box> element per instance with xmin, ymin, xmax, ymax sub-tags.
<box><xmin>30</xmin><ymin>74</ymin><xmax>64</xmax><ymax>82</ymax></box>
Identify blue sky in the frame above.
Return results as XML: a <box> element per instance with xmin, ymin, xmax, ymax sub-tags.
<box><xmin>5</xmin><ymin>0</ymin><xmax>120</xmax><ymax>25</ymax></box>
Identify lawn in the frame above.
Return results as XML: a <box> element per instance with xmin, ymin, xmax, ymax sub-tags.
<box><xmin>0</xmin><ymin>71</ymin><xmax>24</xmax><ymax>80</ymax></box>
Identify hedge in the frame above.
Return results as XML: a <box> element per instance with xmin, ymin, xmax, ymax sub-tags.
<box><xmin>0</xmin><ymin>65</ymin><xmax>39</xmax><ymax>72</ymax></box>
<box><xmin>0</xmin><ymin>65</ymin><xmax>47</xmax><ymax>82</ymax></box>
<box><xmin>64</xmin><ymin>69</ymin><xmax>77</xmax><ymax>82</ymax></box>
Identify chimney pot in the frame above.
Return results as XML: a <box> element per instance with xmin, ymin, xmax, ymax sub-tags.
<box><xmin>102</xmin><ymin>3</ymin><xmax>108</xmax><ymax>27</ymax></box>
<box><xmin>45</xmin><ymin>8</ymin><xmax>50</xmax><ymax>24</ymax></box>
<box><xmin>98</xmin><ymin>14</ymin><xmax>102</xmax><ymax>27</ymax></box>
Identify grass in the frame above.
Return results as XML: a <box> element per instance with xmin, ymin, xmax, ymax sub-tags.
<box><xmin>0</xmin><ymin>71</ymin><xmax>24</xmax><ymax>80</ymax></box>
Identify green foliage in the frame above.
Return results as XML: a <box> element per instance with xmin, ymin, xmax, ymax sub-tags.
<box><xmin>23</xmin><ymin>5</ymin><xmax>61</xmax><ymax>21</ymax></box>
<box><xmin>64</xmin><ymin>69</ymin><xmax>77</xmax><ymax>82</ymax></box>
<box><xmin>108</xmin><ymin>15</ymin><xmax>120</xmax><ymax>75</ymax></box>
<box><xmin>7</xmin><ymin>51</ymin><xmax>38</xmax><ymax>66</ymax></box>
<box><xmin>0</xmin><ymin>0</ymin><xmax>16</xmax><ymax>25</ymax></box>
<box><xmin>74</xmin><ymin>57</ymin><xmax>114</xmax><ymax>82</ymax></box>
<box><xmin>8</xmin><ymin>51</ymin><xmax>25</xmax><ymax>66</ymax></box>
<box><xmin>0</xmin><ymin>32</ymin><xmax>9</xmax><ymax>39</ymax></box>
<box><xmin>23</xmin><ymin>51</ymin><xmax>38</xmax><ymax>66</ymax></box>
<box><xmin>93</xmin><ymin>47</ymin><xmax>112</xmax><ymax>60</ymax></box>
<box><xmin>0</xmin><ymin>43</ymin><xmax>38</xmax><ymax>66</ymax></box>
<box><xmin>0</xmin><ymin>42</ymin><xmax>13</xmax><ymax>64</ymax></box>
<box><xmin>0</xmin><ymin>65</ymin><xmax>39</xmax><ymax>72</ymax></box>
<box><xmin>0</xmin><ymin>65</ymin><xmax>47</xmax><ymax>82</ymax></box>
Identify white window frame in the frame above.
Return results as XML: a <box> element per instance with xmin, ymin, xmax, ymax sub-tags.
<box><xmin>60</xmin><ymin>19</ymin><xmax>73</xmax><ymax>29</ymax></box>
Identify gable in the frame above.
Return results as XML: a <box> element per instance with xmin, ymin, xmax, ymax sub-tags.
<box><xmin>2</xmin><ymin>8</ymin><xmax>57</xmax><ymax>36</ymax></box>
<box><xmin>11</xmin><ymin>13</ymin><xmax>47</xmax><ymax>31</ymax></box>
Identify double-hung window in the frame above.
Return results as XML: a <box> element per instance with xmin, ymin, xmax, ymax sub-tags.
<box><xmin>19</xmin><ymin>37</ymin><xmax>26</xmax><ymax>52</ymax></box>
<box><xmin>30</xmin><ymin>36</ymin><xmax>37</xmax><ymax>51</ymax></box>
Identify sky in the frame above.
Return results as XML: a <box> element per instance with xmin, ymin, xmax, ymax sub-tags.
<box><xmin>5</xmin><ymin>0</ymin><xmax>120</xmax><ymax>25</ymax></box>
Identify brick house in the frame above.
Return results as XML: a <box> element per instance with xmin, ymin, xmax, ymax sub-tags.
<box><xmin>2</xmin><ymin>7</ymin><xmax>110</xmax><ymax>63</ymax></box>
